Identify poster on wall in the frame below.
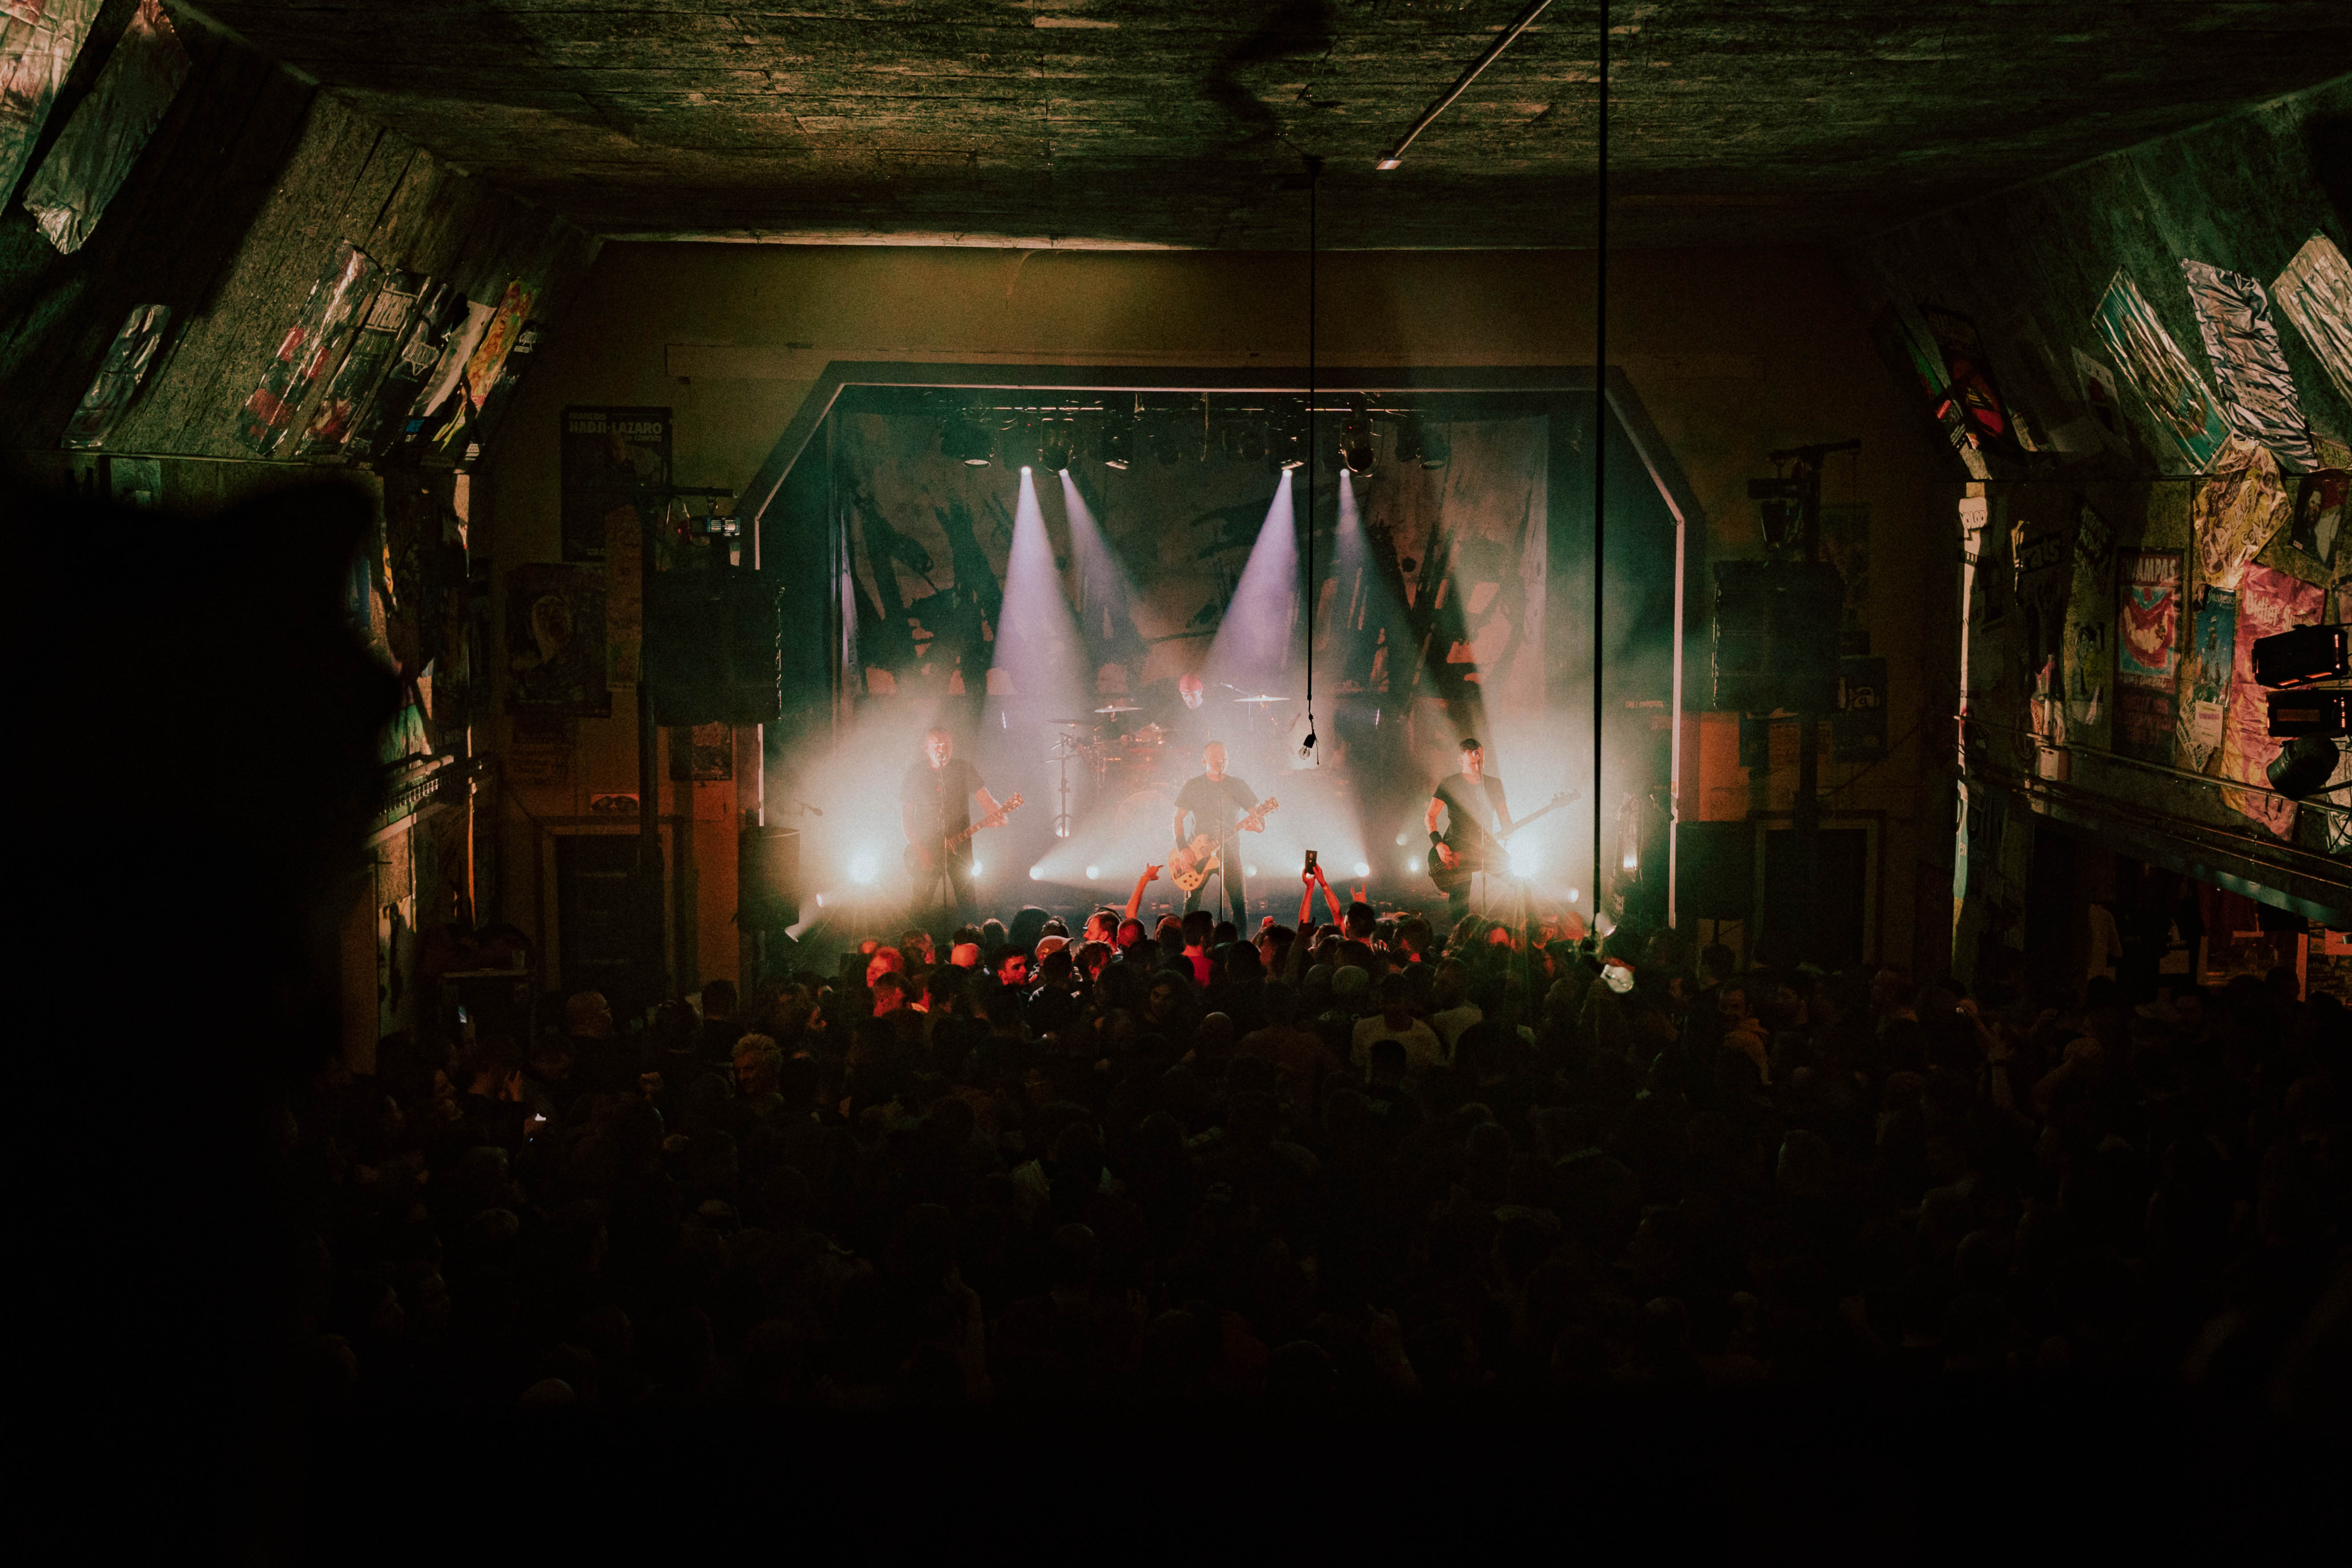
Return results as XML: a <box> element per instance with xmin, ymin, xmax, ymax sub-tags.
<box><xmin>2062</xmin><ymin>497</ymin><xmax>2114</xmax><ymax>749</ymax></box>
<box><xmin>427</xmin><ymin>278</ymin><xmax>535</xmax><ymax>460</ymax></box>
<box><xmin>2092</xmin><ymin>272</ymin><xmax>2233</xmax><ymax>471</ymax></box>
<box><xmin>58</xmin><ymin>301</ymin><xmax>169</xmax><ymax>449</ymax></box>
<box><xmin>2218</xmin><ymin>564</ymin><xmax>2325</xmax><ymax>839</ymax></box>
<box><xmin>2180</xmin><ymin>258</ymin><xmax>2319</xmax><ymax>472</ymax></box>
<box><xmin>504</xmin><ymin>562</ymin><xmax>610</xmax><ymax>718</ymax></box>
<box><xmin>561</xmin><ymin>405</ymin><xmax>671</xmax><ymax>563</ymax></box>
<box><xmin>2290</xmin><ymin>463</ymin><xmax>2347</xmax><ymax>567</ymax></box>
<box><xmin>2177</xmin><ymin>585</ymin><xmax>2237</xmax><ymax>771</ymax></box>
<box><xmin>344</xmin><ymin>280</ymin><xmax>455</xmax><ymax>459</ymax></box>
<box><xmin>0</xmin><ymin>0</ymin><xmax>103</xmax><ymax>201</ymax></box>
<box><xmin>232</xmin><ymin>243</ymin><xmax>379</xmax><ymax>456</ymax></box>
<box><xmin>20</xmin><ymin>0</ymin><xmax>188</xmax><ymax>255</ymax></box>
<box><xmin>2271</xmin><ymin>233</ymin><xmax>2352</xmax><ymax>411</ymax></box>
<box><xmin>297</xmin><ymin>270</ymin><xmax>423</xmax><ymax>457</ymax></box>
<box><xmin>1818</xmin><ymin>503</ymin><xmax>1872</xmax><ymax>653</ymax></box>
<box><xmin>1833</xmin><ymin>655</ymin><xmax>1888</xmax><ymax>762</ymax></box>
<box><xmin>1922</xmin><ymin>306</ymin><xmax>2024</xmax><ymax>456</ymax></box>
<box><xmin>2114</xmin><ymin>549</ymin><xmax>2181</xmax><ymax>764</ymax></box>
<box><xmin>667</xmin><ymin>722</ymin><xmax>734</xmax><ymax>782</ymax></box>
<box><xmin>2192</xmin><ymin>434</ymin><xmax>2295</xmax><ymax>592</ymax></box>
<box><xmin>2071</xmin><ymin>348</ymin><xmax>2128</xmax><ymax>446</ymax></box>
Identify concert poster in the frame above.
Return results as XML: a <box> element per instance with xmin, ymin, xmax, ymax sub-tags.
<box><xmin>561</xmin><ymin>405</ymin><xmax>671</xmax><ymax>563</ymax></box>
<box><xmin>2218</xmin><ymin>565</ymin><xmax>2325</xmax><ymax>839</ymax></box>
<box><xmin>667</xmin><ymin>722</ymin><xmax>734</xmax><ymax>782</ymax></box>
<box><xmin>232</xmin><ymin>243</ymin><xmax>378</xmax><ymax>456</ymax></box>
<box><xmin>504</xmin><ymin>562</ymin><xmax>611</xmax><ymax>718</ymax></box>
<box><xmin>2290</xmin><ymin>464</ymin><xmax>2346</xmax><ymax>567</ymax></box>
<box><xmin>2177</xmin><ymin>585</ymin><xmax>2236</xmax><ymax>772</ymax></box>
<box><xmin>2092</xmin><ymin>272</ymin><xmax>2232</xmax><ymax>471</ymax></box>
<box><xmin>2114</xmin><ymin>549</ymin><xmax>2180</xmax><ymax>764</ymax></box>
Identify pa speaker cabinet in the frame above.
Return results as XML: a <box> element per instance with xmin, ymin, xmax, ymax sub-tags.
<box><xmin>739</xmin><ymin>825</ymin><xmax>800</xmax><ymax>929</ymax></box>
<box><xmin>1675</xmin><ymin>819</ymin><xmax>1756</xmax><ymax>920</ymax></box>
<box><xmin>646</xmin><ymin>569</ymin><xmax>784</xmax><ymax>726</ymax></box>
<box><xmin>1711</xmin><ymin>560</ymin><xmax>1843</xmax><ymax>714</ymax></box>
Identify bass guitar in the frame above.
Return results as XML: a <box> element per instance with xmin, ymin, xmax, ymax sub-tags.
<box><xmin>1427</xmin><ymin>789</ymin><xmax>1575</xmax><ymax>894</ymax></box>
<box><xmin>905</xmin><ymin>793</ymin><xmax>1023</xmax><ymax>875</ymax></box>
<box><xmin>1170</xmin><ymin>796</ymin><xmax>1279</xmax><ymax>892</ymax></box>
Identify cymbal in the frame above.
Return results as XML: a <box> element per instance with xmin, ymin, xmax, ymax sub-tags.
<box><xmin>1232</xmin><ymin>694</ymin><xmax>1291</xmax><ymax>704</ymax></box>
<box><xmin>1093</xmin><ymin>703</ymin><xmax>1141</xmax><ymax>714</ymax></box>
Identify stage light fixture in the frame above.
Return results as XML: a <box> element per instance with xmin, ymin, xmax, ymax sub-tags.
<box><xmin>1412</xmin><ymin>418</ymin><xmax>1449</xmax><ymax>469</ymax></box>
<box><xmin>1042</xmin><ymin>422</ymin><xmax>1074</xmax><ymax>473</ymax></box>
<box><xmin>1245</xmin><ymin>865</ymin><xmax>1259</xmax><ymax>878</ymax></box>
<box><xmin>971</xmin><ymin>861</ymin><xmax>984</xmax><ymax>878</ymax></box>
<box><xmin>1339</xmin><ymin>407</ymin><xmax>1375</xmax><ymax>476</ymax></box>
<box><xmin>1276</xmin><ymin>425</ymin><xmax>1306</xmax><ymax>471</ymax></box>
<box><xmin>1029</xmin><ymin>866</ymin><xmax>1044</xmax><ymax>880</ymax></box>
<box><xmin>849</xmin><ymin>850</ymin><xmax>879</xmax><ymax>885</ymax></box>
<box><xmin>1149</xmin><ymin>417</ymin><xmax>1182</xmax><ymax>467</ymax></box>
<box><xmin>2268</xmin><ymin>690</ymin><xmax>2350</xmax><ymax>738</ymax></box>
<box><xmin>1085</xmin><ymin>865</ymin><xmax>1100</xmax><ymax>880</ymax></box>
<box><xmin>2252</xmin><ymin>623</ymin><xmax>2348</xmax><ymax>688</ymax></box>
<box><xmin>2266</xmin><ymin>735</ymin><xmax>2343</xmax><ymax>798</ymax></box>
<box><xmin>1103</xmin><ymin>424</ymin><xmax>1132</xmax><ymax>470</ymax></box>
<box><xmin>941</xmin><ymin>416</ymin><xmax>994</xmax><ymax>466</ymax></box>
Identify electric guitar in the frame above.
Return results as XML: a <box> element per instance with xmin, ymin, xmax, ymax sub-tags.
<box><xmin>1427</xmin><ymin>789</ymin><xmax>1574</xmax><ymax>894</ymax></box>
<box><xmin>1171</xmin><ymin>796</ymin><xmax>1279</xmax><ymax>892</ymax></box>
<box><xmin>905</xmin><ymin>793</ymin><xmax>1022</xmax><ymax>875</ymax></box>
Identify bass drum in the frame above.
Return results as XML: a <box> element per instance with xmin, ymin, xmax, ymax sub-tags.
<box><xmin>1112</xmin><ymin>779</ymin><xmax>1177</xmax><ymax>832</ymax></box>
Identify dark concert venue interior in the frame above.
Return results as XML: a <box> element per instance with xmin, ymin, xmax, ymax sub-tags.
<box><xmin>6</xmin><ymin>0</ymin><xmax>2346</xmax><ymax>1550</ymax></box>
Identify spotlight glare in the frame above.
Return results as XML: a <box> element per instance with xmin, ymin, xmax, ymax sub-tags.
<box><xmin>1085</xmin><ymin>866</ymin><xmax>1100</xmax><ymax>879</ymax></box>
<box><xmin>971</xmin><ymin>861</ymin><xmax>983</xmax><ymax>877</ymax></box>
<box><xmin>1029</xmin><ymin>866</ymin><xmax>1044</xmax><ymax>881</ymax></box>
<box><xmin>1353</xmin><ymin>860</ymin><xmax>1371</xmax><ymax>878</ymax></box>
<box><xmin>1395</xmin><ymin>831</ymin><xmax>1410</xmax><ymax>847</ymax></box>
<box><xmin>1509</xmin><ymin>848</ymin><xmax>1539</xmax><ymax>878</ymax></box>
<box><xmin>1567</xmin><ymin>887</ymin><xmax>1580</xmax><ymax>902</ymax></box>
<box><xmin>1245</xmin><ymin>865</ymin><xmax>1259</xmax><ymax>878</ymax></box>
<box><xmin>848</xmin><ymin>851</ymin><xmax>879</xmax><ymax>885</ymax></box>
<box><xmin>1405</xmin><ymin>859</ymin><xmax>1421</xmax><ymax>875</ymax></box>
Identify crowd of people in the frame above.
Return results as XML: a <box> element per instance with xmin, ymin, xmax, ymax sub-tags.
<box><xmin>295</xmin><ymin>881</ymin><xmax>2345</xmax><ymax>1415</ymax></box>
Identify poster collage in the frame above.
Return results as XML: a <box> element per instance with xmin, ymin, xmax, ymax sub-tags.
<box><xmin>1943</xmin><ymin>233</ymin><xmax>2351</xmax><ymax>856</ymax></box>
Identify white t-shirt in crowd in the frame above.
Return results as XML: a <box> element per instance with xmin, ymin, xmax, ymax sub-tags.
<box><xmin>1353</xmin><ymin>1014</ymin><xmax>1445</xmax><ymax>1075</ymax></box>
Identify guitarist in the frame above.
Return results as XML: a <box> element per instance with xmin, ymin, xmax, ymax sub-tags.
<box><xmin>1171</xmin><ymin>741</ymin><xmax>1261</xmax><ymax>926</ymax></box>
<box><xmin>1426</xmin><ymin>736</ymin><xmax>1513</xmax><ymax>924</ymax></box>
<box><xmin>902</xmin><ymin>727</ymin><xmax>1006</xmax><ymax>922</ymax></box>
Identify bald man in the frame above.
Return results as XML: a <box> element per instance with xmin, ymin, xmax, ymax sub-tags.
<box><xmin>1172</xmin><ymin>740</ymin><xmax>1261</xmax><ymax>925</ymax></box>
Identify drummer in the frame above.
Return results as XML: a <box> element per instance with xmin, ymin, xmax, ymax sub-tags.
<box><xmin>1132</xmin><ymin>670</ymin><xmax>1208</xmax><ymax>759</ymax></box>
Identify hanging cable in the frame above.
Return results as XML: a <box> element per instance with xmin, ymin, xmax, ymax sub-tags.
<box><xmin>1301</xmin><ymin>154</ymin><xmax>1321</xmax><ymax>764</ymax></box>
<box><xmin>1591</xmin><ymin>0</ymin><xmax>1608</xmax><ymax>923</ymax></box>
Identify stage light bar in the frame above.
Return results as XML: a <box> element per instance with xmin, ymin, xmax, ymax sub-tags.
<box><xmin>2267</xmin><ymin>689</ymin><xmax>2350</xmax><ymax>738</ymax></box>
<box><xmin>2252</xmin><ymin>623</ymin><xmax>2348</xmax><ymax>688</ymax></box>
<box><xmin>2267</xmin><ymin>735</ymin><xmax>2343</xmax><ymax>798</ymax></box>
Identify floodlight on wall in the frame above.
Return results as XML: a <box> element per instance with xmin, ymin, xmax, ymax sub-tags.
<box><xmin>2252</xmin><ymin>623</ymin><xmax>2349</xmax><ymax>688</ymax></box>
<box><xmin>2266</xmin><ymin>734</ymin><xmax>2344</xmax><ymax>798</ymax></box>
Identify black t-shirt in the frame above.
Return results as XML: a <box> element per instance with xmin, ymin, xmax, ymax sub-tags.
<box><xmin>1174</xmin><ymin>773</ymin><xmax>1257</xmax><ymax>846</ymax></box>
<box><xmin>1431</xmin><ymin>772</ymin><xmax>1508</xmax><ymax>855</ymax></box>
<box><xmin>902</xmin><ymin>756</ymin><xmax>984</xmax><ymax>839</ymax></box>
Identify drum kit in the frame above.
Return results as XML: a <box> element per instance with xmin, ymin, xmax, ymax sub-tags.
<box><xmin>1043</xmin><ymin>689</ymin><xmax>1298</xmax><ymax>838</ymax></box>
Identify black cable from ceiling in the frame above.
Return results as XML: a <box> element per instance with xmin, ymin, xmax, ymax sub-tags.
<box><xmin>1592</xmin><ymin>0</ymin><xmax>1608</xmax><ymax>925</ymax></box>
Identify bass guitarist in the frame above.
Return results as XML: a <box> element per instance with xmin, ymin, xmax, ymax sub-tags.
<box><xmin>1171</xmin><ymin>741</ymin><xmax>1261</xmax><ymax>925</ymax></box>
<box><xmin>902</xmin><ymin>726</ymin><xmax>1007</xmax><ymax>922</ymax></box>
<box><xmin>1426</xmin><ymin>736</ymin><xmax>1513</xmax><ymax>923</ymax></box>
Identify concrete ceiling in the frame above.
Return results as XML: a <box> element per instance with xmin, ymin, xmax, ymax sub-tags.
<box><xmin>192</xmin><ymin>1</ymin><xmax>2349</xmax><ymax>249</ymax></box>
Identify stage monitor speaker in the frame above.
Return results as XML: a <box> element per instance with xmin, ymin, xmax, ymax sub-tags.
<box><xmin>739</xmin><ymin>825</ymin><xmax>800</xmax><ymax>929</ymax></box>
<box><xmin>1711</xmin><ymin>560</ymin><xmax>1842</xmax><ymax>714</ymax></box>
<box><xmin>1675</xmin><ymin>819</ymin><xmax>1755</xmax><ymax>920</ymax></box>
<box><xmin>645</xmin><ymin>569</ymin><xmax>784</xmax><ymax>726</ymax></box>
